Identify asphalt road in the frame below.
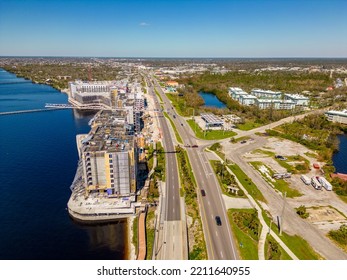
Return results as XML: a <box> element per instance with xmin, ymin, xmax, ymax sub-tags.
<box><xmin>147</xmin><ymin>79</ymin><xmax>186</xmax><ymax>260</ymax></box>
<box><xmin>151</xmin><ymin>78</ymin><xmax>239</xmax><ymax>260</ymax></box>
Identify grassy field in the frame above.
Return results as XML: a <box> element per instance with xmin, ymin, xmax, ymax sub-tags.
<box><xmin>187</xmin><ymin>119</ymin><xmax>237</xmax><ymax>140</ymax></box>
<box><xmin>166</xmin><ymin>93</ymin><xmax>189</xmax><ymax>116</ymax></box>
<box><xmin>236</xmin><ymin>121</ymin><xmax>263</xmax><ymax>131</ymax></box>
<box><xmin>262</xmin><ymin>211</ymin><xmax>323</xmax><ymax>260</ymax></box>
<box><xmin>249</xmin><ymin>161</ymin><xmax>302</xmax><ymax>198</ymax></box>
<box><xmin>227</xmin><ymin>163</ymin><xmax>266</xmax><ymax>203</ymax></box>
<box><xmin>227</xmin><ymin>209</ymin><xmax>259</xmax><ymax>260</ymax></box>
<box><xmin>163</xmin><ymin>112</ymin><xmax>183</xmax><ymax>144</ymax></box>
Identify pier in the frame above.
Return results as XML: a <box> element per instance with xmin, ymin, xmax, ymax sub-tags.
<box><xmin>0</xmin><ymin>103</ymin><xmax>104</xmax><ymax>116</ymax></box>
<box><xmin>0</xmin><ymin>107</ymin><xmax>69</xmax><ymax>116</ymax></box>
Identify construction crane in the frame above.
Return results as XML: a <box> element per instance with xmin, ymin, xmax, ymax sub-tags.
<box><xmin>88</xmin><ymin>65</ymin><xmax>92</xmax><ymax>81</ymax></box>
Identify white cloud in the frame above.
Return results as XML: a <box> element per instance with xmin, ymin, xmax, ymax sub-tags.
<box><xmin>139</xmin><ymin>22</ymin><xmax>150</xmax><ymax>27</ymax></box>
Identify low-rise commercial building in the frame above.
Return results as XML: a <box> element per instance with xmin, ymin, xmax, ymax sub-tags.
<box><xmin>255</xmin><ymin>98</ymin><xmax>296</xmax><ymax>110</ymax></box>
<box><xmin>228</xmin><ymin>87</ymin><xmax>249</xmax><ymax>101</ymax></box>
<box><xmin>251</xmin><ymin>89</ymin><xmax>282</xmax><ymax>99</ymax></box>
<box><xmin>325</xmin><ymin>109</ymin><xmax>347</xmax><ymax>124</ymax></box>
<box><xmin>284</xmin><ymin>93</ymin><xmax>310</xmax><ymax>106</ymax></box>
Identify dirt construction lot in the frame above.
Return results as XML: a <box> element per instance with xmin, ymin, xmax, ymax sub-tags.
<box><xmin>244</xmin><ymin>137</ymin><xmax>347</xmax><ymax>233</ymax></box>
<box><xmin>306</xmin><ymin>206</ymin><xmax>347</xmax><ymax>233</ymax></box>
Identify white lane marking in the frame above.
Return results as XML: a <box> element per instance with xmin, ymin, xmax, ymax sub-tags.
<box><xmin>215</xmin><ymin>230</ymin><xmax>218</xmax><ymax>237</ymax></box>
<box><xmin>220</xmin><ymin>251</ymin><xmax>224</xmax><ymax>258</ymax></box>
<box><xmin>208</xmin><ymin>201</ymin><xmax>210</xmax><ymax>206</ymax></box>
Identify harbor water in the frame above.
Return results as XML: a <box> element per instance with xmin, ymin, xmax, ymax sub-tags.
<box><xmin>332</xmin><ymin>134</ymin><xmax>347</xmax><ymax>174</ymax></box>
<box><xmin>199</xmin><ymin>91</ymin><xmax>227</xmax><ymax>108</ymax></box>
<box><xmin>0</xmin><ymin>69</ymin><xmax>127</xmax><ymax>259</ymax></box>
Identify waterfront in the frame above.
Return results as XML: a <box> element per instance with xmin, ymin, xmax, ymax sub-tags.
<box><xmin>0</xmin><ymin>69</ymin><xmax>127</xmax><ymax>259</ymax></box>
<box><xmin>333</xmin><ymin>134</ymin><xmax>347</xmax><ymax>174</ymax></box>
<box><xmin>199</xmin><ymin>91</ymin><xmax>227</xmax><ymax>108</ymax></box>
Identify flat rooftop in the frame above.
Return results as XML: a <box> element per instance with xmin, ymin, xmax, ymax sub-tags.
<box><xmin>201</xmin><ymin>113</ymin><xmax>224</xmax><ymax>125</ymax></box>
<box><xmin>82</xmin><ymin>110</ymin><xmax>134</xmax><ymax>153</ymax></box>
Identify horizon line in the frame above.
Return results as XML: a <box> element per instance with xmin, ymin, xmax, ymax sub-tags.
<box><xmin>1</xmin><ymin>55</ymin><xmax>347</xmax><ymax>60</ymax></box>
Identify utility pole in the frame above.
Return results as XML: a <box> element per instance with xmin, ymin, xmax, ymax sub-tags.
<box><xmin>279</xmin><ymin>191</ymin><xmax>286</xmax><ymax>236</ymax></box>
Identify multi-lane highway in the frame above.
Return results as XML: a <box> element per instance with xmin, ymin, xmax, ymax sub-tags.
<box><xmin>150</xmin><ymin>76</ymin><xmax>239</xmax><ymax>260</ymax></box>
<box><xmin>146</xmin><ymin>78</ymin><xmax>187</xmax><ymax>260</ymax></box>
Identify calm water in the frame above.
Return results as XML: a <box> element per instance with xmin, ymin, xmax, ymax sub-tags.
<box><xmin>199</xmin><ymin>91</ymin><xmax>227</xmax><ymax>108</ymax></box>
<box><xmin>0</xmin><ymin>69</ymin><xmax>127</xmax><ymax>260</ymax></box>
<box><xmin>332</xmin><ymin>134</ymin><xmax>347</xmax><ymax>174</ymax></box>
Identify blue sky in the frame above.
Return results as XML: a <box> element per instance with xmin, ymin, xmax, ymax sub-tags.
<box><xmin>0</xmin><ymin>0</ymin><xmax>346</xmax><ymax>57</ymax></box>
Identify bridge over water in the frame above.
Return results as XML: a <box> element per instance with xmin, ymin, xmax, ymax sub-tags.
<box><xmin>0</xmin><ymin>103</ymin><xmax>102</xmax><ymax>116</ymax></box>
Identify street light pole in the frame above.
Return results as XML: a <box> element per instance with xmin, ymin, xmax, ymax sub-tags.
<box><xmin>279</xmin><ymin>191</ymin><xmax>286</xmax><ymax>236</ymax></box>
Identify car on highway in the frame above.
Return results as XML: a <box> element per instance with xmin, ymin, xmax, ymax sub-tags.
<box><xmin>240</xmin><ymin>140</ymin><xmax>247</xmax><ymax>144</ymax></box>
<box><xmin>184</xmin><ymin>144</ymin><xmax>191</xmax><ymax>148</ymax></box>
<box><xmin>173</xmin><ymin>115</ymin><xmax>176</xmax><ymax>118</ymax></box>
<box><xmin>192</xmin><ymin>145</ymin><xmax>198</xmax><ymax>148</ymax></box>
<box><xmin>215</xmin><ymin>216</ymin><xmax>222</xmax><ymax>226</ymax></box>
<box><xmin>201</xmin><ymin>189</ymin><xmax>206</xmax><ymax>196</ymax></box>
<box><xmin>181</xmin><ymin>123</ymin><xmax>183</xmax><ymax>126</ymax></box>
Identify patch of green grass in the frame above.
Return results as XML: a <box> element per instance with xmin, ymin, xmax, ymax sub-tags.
<box><xmin>163</xmin><ymin>112</ymin><xmax>183</xmax><ymax>144</ymax></box>
<box><xmin>265</xmin><ymin>234</ymin><xmax>292</xmax><ymax>260</ymax></box>
<box><xmin>210</xmin><ymin>160</ymin><xmax>244</xmax><ymax>197</ymax></box>
<box><xmin>252</xmin><ymin>149</ymin><xmax>275</xmax><ymax>156</ymax></box>
<box><xmin>155</xmin><ymin>142</ymin><xmax>165</xmax><ymax>181</ymax></box>
<box><xmin>166</xmin><ymin>93</ymin><xmax>189</xmax><ymax>116</ymax></box>
<box><xmin>146</xmin><ymin>209</ymin><xmax>156</xmax><ymax>260</ymax></box>
<box><xmin>249</xmin><ymin>161</ymin><xmax>302</xmax><ymax>198</ymax></box>
<box><xmin>132</xmin><ymin>216</ymin><xmax>138</xmax><ymax>257</ymax></box>
<box><xmin>227</xmin><ymin>209</ymin><xmax>259</xmax><ymax>260</ymax></box>
<box><xmin>154</xmin><ymin>88</ymin><xmax>163</xmax><ymax>103</ymax></box>
<box><xmin>232</xmin><ymin>136</ymin><xmax>251</xmax><ymax>143</ymax></box>
<box><xmin>176</xmin><ymin>146</ymin><xmax>207</xmax><ymax>259</ymax></box>
<box><xmin>304</xmin><ymin>151</ymin><xmax>318</xmax><ymax>159</ymax></box>
<box><xmin>227</xmin><ymin>163</ymin><xmax>266</xmax><ymax>203</ymax></box>
<box><xmin>187</xmin><ymin>119</ymin><xmax>237</xmax><ymax>140</ymax></box>
<box><xmin>236</xmin><ymin>121</ymin><xmax>262</xmax><ymax>131</ymax></box>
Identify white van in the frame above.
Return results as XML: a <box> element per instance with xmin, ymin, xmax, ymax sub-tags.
<box><xmin>301</xmin><ymin>175</ymin><xmax>311</xmax><ymax>185</ymax></box>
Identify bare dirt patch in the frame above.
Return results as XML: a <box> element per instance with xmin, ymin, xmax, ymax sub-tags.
<box><xmin>306</xmin><ymin>206</ymin><xmax>346</xmax><ymax>223</ymax></box>
<box><xmin>305</xmin><ymin>206</ymin><xmax>347</xmax><ymax>234</ymax></box>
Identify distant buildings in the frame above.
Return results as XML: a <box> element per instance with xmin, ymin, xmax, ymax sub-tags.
<box><xmin>325</xmin><ymin>109</ymin><xmax>347</xmax><ymax>124</ymax></box>
<box><xmin>69</xmin><ymin>80</ymin><xmax>146</xmax><ymax>133</ymax></box>
<box><xmin>228</xmin><ymin>87</ymin><xmax>310</xmax><ymax>110</ymax></box>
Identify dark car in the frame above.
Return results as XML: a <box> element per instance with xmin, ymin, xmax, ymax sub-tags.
<box><xmin>240</xmin><ymin>140</ymin><xmax>247</xmax><ymax>144</ymax></box>
<box><xmin>192</xmin><ymin>144</ymin><xmax>198</xmax><ymax>148</ymax></box>
<box><xmin>173</xmin><ymin>115</ymin><xmax>176</xmax><ymax>118</ymax></box>
<box><xmin>201</xmin><ymin>189</ymin><xmax>206</xmax><ymax>196</ymax></box>
<box><xmin>181</xmin><ymin>123</ymin><xmax>183</xmax><ymax>126</ymax></box>
<box><xmin>215</xmin><ymin>216</ymin><xmax>222</xmax><ymax>226</ymax></box>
